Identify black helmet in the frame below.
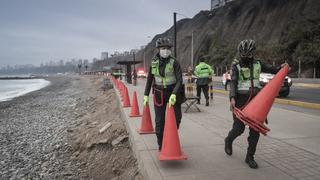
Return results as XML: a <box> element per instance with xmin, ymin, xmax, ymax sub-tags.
<box><xmin>238</xmin><ymin>39</ymin><xmax>256</xmax><ymax>57</ymax></box>
<box><xmin>156</xmin><ymin>38</ymin><xmax>172</xmax><ymax>48</ymax></box>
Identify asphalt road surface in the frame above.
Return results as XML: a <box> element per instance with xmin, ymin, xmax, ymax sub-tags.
<box><xmin>212</xmin><ymin>81</ymin><xmax>320</xmax><ymax>104</ymax></box>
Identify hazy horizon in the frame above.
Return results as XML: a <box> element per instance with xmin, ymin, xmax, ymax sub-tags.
<box><xmin>0</xmin><ymin>0</ymin><xmax>212</xmax><ymax>67</ymax></box>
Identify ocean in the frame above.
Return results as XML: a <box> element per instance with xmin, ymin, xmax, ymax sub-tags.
<box><xmin>0</xmin><ymin>79</ymin><xmax>50</xmax><ymax>102</ymax></box>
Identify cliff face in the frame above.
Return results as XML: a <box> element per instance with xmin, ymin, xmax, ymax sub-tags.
<box><xmin>106</xmin><ymin>0</ymin><xmax>320</xmax><ymax>77</ymax></box>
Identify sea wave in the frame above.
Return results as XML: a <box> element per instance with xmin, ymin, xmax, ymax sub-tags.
<box><xmin>0</xmin><ymin>79</ymin><xmax>51</xmax><ymax>102</ymax></box>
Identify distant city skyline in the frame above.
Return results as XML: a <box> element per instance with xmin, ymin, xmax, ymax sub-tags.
<box><xmin>0</xmin><ymin>0</ymin><xmax>210</xmax><ymax>67</ymax></box>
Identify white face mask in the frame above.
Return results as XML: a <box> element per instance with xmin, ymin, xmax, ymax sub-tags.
<box><xmin>159</xmin><ymin>49</ymin><xmax>171</xmax><ymax>58</ymax></box>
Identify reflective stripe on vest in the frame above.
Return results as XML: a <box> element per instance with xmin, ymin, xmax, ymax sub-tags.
<box><xmin>236</xmin><ymin>61</ymin><xmax>261</xmax><ymax>90</ymax></box>
<box><xmin>196</xmin><ymin>63</ymin><xmax>211</xmax><ymax>78</ymax></box>
<box><xmin>151</xmin><ymin>58</ymin><xmax>176</xmax><ymax>87</ymax></box>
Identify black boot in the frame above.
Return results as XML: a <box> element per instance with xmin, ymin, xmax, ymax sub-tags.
<box><xmin>245</xmin><ymin>155</ymin><xmax>259</xmax><ymax>169</ymax></box>
<box><xmin>197</xmin><ymin>99</ymin><xmax>200</xmax><ymax>104</ymax></box>
<box><xmin>224</xmin><ymin>137</ymin><xmax>232</xmax><ymax>156</ymax></box>
<box><xmin>205</xmin><ymin>99</ymin><xmax>209</xmax><ymax>106</ymax></box>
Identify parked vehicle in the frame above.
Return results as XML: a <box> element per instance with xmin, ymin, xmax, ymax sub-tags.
<box><xmin>260</xmin><ymin>73</ymin><xmax>292</xmax><ymax>97</ymax></box>
<box><xmin>222</xmin><ymin>72</ymin><xmax>293</xmax><ymax>97</ymax></box>
<box><xmin>137</xmin><ymin>70</ymin><xmax>147</xmax><ymax>78</ymax></box>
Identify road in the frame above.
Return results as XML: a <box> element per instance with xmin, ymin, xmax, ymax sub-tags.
<box><xmin>287</xmin><ymin>86</ymin><xmax>320</xmax><ymax>104</ymax></box>
<box><xmin>211</xmin><ymin>81</ymin><xmax>320</xmax><ymax>104</ymax></box>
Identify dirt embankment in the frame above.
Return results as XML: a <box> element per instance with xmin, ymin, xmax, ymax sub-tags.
<box><xmin>69</xmin><ymin>76</ymin><xmax>142</xmax><ymax>180</ymax></box>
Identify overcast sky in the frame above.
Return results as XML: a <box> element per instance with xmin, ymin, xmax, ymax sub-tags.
<box><xmin>0</xmin><ymin>0</ymin><xmax>211</xmax><ymax>67</ymax></box>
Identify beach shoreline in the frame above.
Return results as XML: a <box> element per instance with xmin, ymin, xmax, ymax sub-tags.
<box><xmin>0</xmin><ymin>78</ymin><xmax>51</xmax><ymax>102</ymax></box>
<box><xmin>0</xmin><ymin>75</ymin><xmax>141</xmax><ymax>179</ymax></box>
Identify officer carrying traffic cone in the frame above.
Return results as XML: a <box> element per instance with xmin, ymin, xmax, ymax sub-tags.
<box><xmin>194</xmin><ymin>55</ymin><xmax>214</xmax><ymax>106</ymax></box>
<box><xmin>224</xmin><ymin>39</ymin><xmax>289</xmax><ymax>169</ymax></box>
<box><xmin>143</xmin><ymin>37</ymin><xmax>183</xmax><ymax>151</ymax></box>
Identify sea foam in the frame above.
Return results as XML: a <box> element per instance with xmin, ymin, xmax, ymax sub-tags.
<box><xmin>0</xmin><ymin>79</ymin><xmax>50</xmax><ymax>102</ymax></box>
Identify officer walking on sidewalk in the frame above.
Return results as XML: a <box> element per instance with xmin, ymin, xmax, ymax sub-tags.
<box><xmin>224</xmin><ymin>39</ymin><xmax>289</xmax><ymax>169</ymax></box>
<box><xmin>143</xmin><ymin>37</ymin><xmax>183</xmax><ymax>151</ymax></box>
<box><xmin>194</xmin><ymin>55</ymin><xmax>213</xmax><ymax>106</ymax></box>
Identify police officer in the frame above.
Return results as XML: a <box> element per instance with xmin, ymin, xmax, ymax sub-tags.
<box><xmin>194</xmin><ymin>55</ymin><xmax>213</xmax><ymax>106</ymax></box>
<box><xmin>143</xmin><ymin>37</ymin><xmax>183</xmax><ymax>151</ymax></box>
<box><xmin>224</xmin><ymin>39</ymin><xmax>289</xmax><ymax>169</ymax></box>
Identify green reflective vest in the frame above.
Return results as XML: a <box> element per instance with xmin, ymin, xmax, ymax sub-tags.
<box><xmin>151</xmin><ymin>57</ymin><xmax>176</xmax><ymax>87</ymax></box>
<box><xmin>195</xmin><ymin>62</ymin><xmax>213</xmax><ymax>78</ymax></box>
<box><xmin>235</xmin><ymin>60</ymin><xmax>261</xmax><ymax>90</ymax></box>
<box><xmin>112</xmin><ymin>72</ymin><xmax>121</xmax><ymax>76</ymax></box>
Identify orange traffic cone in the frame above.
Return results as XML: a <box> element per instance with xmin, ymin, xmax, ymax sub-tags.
<box><xmin>158</xmin><ymin>104</ymin><xmax>187</xmax><ymax>161</ymax></box>
<box><xmin>115</xmin><ymin>79</ymin><xmax>119</xmax><ymax>89</ymax></box>
<box><xmin>122</xmin><ymin>86</ymin><xmax>131</xmax><ymax>108</ymax></box>
<box><xmin>138</xmin><ymin>103</ymin><xmax>155</xmax><ymax>134</ymax></box>
<box><xmin>233</xmin><ymin>65</ymin><xmax>289</xmax><ymax>135</ymax></box>
<box><xmin>129</xmin><ymin>91</ymin><xmax>142</xmax><ymax>117</ymax></box>
<box><xmin>119</xmin><ymin>82</ymin><xmax>123</xmax><ymax>93</ymax></box>
<box><xmin>119</xmin><ymin>82</ymin><xmax>124</xmax><ymax>97</ymax></box>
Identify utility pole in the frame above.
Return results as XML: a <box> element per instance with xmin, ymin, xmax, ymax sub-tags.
<box><xmin>314</xmin><ymin>60</ymin><xmax>316</xmax><ymax>79</ymax></box>
<box><xmin>133</xmin><ymin>52</ymin><xmax>137</xmax><ymax>86</ymax></box>
<box><xmin>143</xmin><ymin>49</ymin><xmax>146</xmax><ymax>72</ymax></box>
<box><xmin>191</xmin><ymin>30</ymin><xmax>194</xmax><ymax>68</ymax></box>
<box><xmin>298</xmin><ymin>59</ymin><xmax>301</xmax><ymax>78</ymax></box>
<box><xmin>173</xmin><ymin>12</ymin><xmax>177</xmax><ymax>59</ymax></box>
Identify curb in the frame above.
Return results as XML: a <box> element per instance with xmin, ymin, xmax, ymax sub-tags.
<box><xmin>211</xmin><ymin>89</ymin><xmax>320</xmax><ymax>110</ymax></box>
<box><xmin>274</xmin><ymin>98</ymin><xmax>320</xmax><ymax>110</ymax></box>
<box><xmin>292</xmin><ymin>83</ymin><xmax>320</xmax><ymax>88</ymax></box>
<box><xmin>113</xmin><ymin>85</ymin><xmax>162</xmax><ymax>180</ymax></box>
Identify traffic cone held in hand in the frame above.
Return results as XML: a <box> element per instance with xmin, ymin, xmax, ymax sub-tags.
<box><xmin>233</xmin><ymin>65</ymin><xmax>289</xmax><ymax>135</ymax></box>
<box><xmin>122</xmin><ymin>86</ymin><xmax>131</xmax><ymax>108</ymax></box>
<box><xmin>129</xmin><ymin>91</ymin><xmax>142</xmax><ymax>117</ymax></box>
<box><xmin>158</xmin><ymin>104</ymin><xmax>187</xmax><ymax>161</ymax></box>
<box><xmin>138</xmin><ymin>102</ymin><xmax>155</xmax><ymax>134</ymax></box>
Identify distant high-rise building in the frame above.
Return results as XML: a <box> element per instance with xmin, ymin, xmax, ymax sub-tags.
<box><xmin>101</xmin><ymin>52</ymin><xmax>108</xmax><ymax>60</ymax></box>
<box><xmin>114</xmin><ymin>51</ymin><xmax>120</xmax><ymax>56</ymax></box>
<box><xmin>124</xmin><ymin>51</ymin><xmax>130</xmax><ymax>56</ymax></box>
<box><xmin>130</xmin><ymin>49</ymin><xmax>139</xmax><ymax>54</ymax></box>
<box><xmin>71</xmin><ymin>59</ymin><xmax>77</xmax><ymax>65</ymax></box>
<box><xmin>59</xmin><ymin>60</ymin><xmax>64</xmax><ymax>66</ymax></box>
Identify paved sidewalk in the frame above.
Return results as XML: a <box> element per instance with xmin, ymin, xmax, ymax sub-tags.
<box><xmin>115</xmin><ymin>79</ymin><xmax>320</xmax><ymax>180</ymax></box>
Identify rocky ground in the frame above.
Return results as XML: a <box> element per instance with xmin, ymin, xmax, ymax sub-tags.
<box><xmin>0</xmin><ymin>75</ymin><xmax>142</xmax><ymax>180</ymax></box>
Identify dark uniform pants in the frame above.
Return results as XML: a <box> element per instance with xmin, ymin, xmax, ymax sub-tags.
<box><xmin>196</xmin><ymin>84</ymin><xmax>209</xmax><ymax>101</ymax></box>
<box><xmin>227</xmin><ymin>93</ymin><xmax>260</xmax><ymax>156</ymax></box>
<box><xmin>153</xmin><ymin>85</ymin><xmax>182</xmax><ymax>150</ymax></box>
<box><xmin>225</xmin><ymin>80</ymin><xmax>230</xmax><ymax>90</ymax></box>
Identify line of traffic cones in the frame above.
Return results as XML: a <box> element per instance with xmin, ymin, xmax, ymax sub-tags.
<box><xmin>110</xmin><ymin>75</ymin><xmax>186</xmax><ymax>161</ymax></box>
<box><xmin>233</xmin><ymin>65</ymin><xmax>289</xmax><ymax>135</ymax></box>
